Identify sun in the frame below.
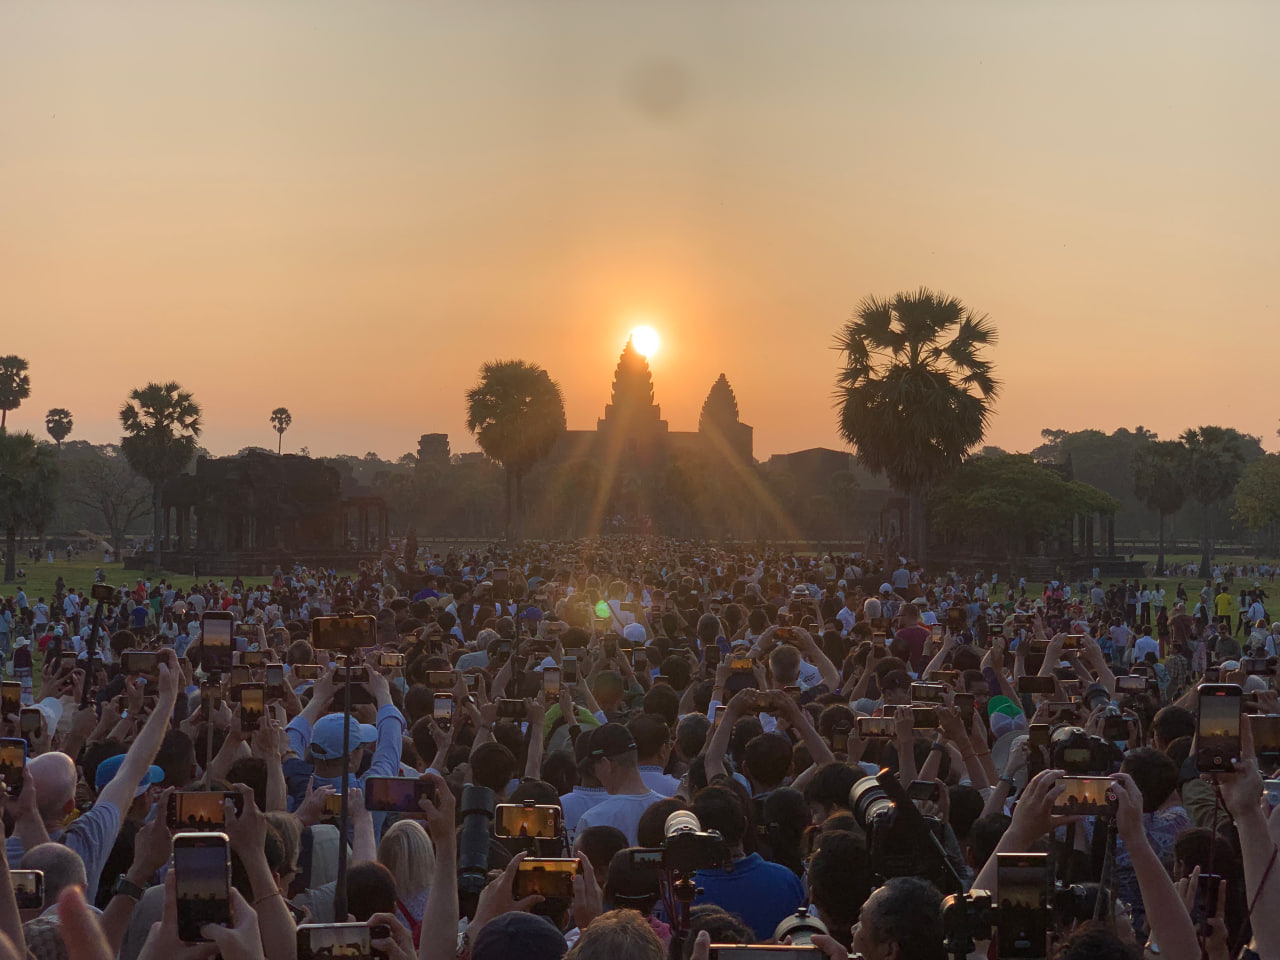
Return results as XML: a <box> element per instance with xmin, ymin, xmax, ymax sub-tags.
<box><xmin>630</xmin><ymin>325</ymin><xmax>660</xmax><ymax>358</ymax></box>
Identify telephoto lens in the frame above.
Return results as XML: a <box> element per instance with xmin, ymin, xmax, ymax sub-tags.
<box><xmin>457</xmin><ymin>785</ymin><xmax>496</xmax><ymax>898</ymax></box>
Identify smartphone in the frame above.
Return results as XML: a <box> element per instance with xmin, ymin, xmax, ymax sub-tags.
<box><xmin>433</xmin><ymin>693</ymin><xmax>454</xmax><ymax>730</ymax></box>
<box><xmin>167</xmin><ymin>791</ymin><xmax>245</xmax><ymax>829</ymax></box>
<box><xmin>707</xmin><ymin>949</ymin><xmax>824</xmax><ymax>958</ymax></box>
<box><xmin>930</xmin><ymin>669</ymin><xmax>960</xmax><ymax>686</ymax></box>
<box><xmin>200</xmin><ymin>612</ymin><xmax>234</xmax><ymax>673</ymax></box>
<box><xmin>90</xmin><ymin>582</ymin><xmax>115</xmax><ymax>603</ymax></box>
<box><xmin>322</xmin><ymin>794</ymin><xmax>343</xmax><ymax>817</ymax></box>
<box><xmin>1</xmin><ymin>682</ymin><xmax>21</xmax><ymax>718</ymax></box>
<box><xmin>0</xmin><ymin>738</ymin><xmax>25</xmax><ymax>797</ymax></box>
<box><xmin>911</xmin><ymin>706</ymin><xmax>939</xmax><ymax>729</ymax></box>
<box><xmin>631</xmin><ymin>648</ymin><xmax>648</xmax><ymax>669</ymax></box>
<box><xmin>1116</xmin><ymin>675</ymin><xmax>1149</xmax><ymax>694</ymax></box>
<box><xmin>173</xmin><ymin>832</ymin><xmax>232</xmax><ymax>942</ymax></box>
<box><xmin>239</xmin><ymin>650</ymin><xmax>267</xmax><ymax>668</ymax></box>
<box><xmin>857</xmin><ymin>716</ymin><xmax>896</xmax><ymax>738</ymax></box>
<box><xmin>562</xmin><ymin>656</ymin><xmax>578</xmax><ymax>685</ymax></box>
<box><xmin>121</xmin><ymin>650</ymin><xmax>160</xmax><ymax>679</ymax></box>
<box><xmin>334</xmin><ymin>665</ymin><xmax>370</xmax><ymax>685</ymax></box>
<box><xmin>297</xmin><ymin>922</ymin><xmax>390</xmax><ymax>960</ymax></box>
<box><xmin>602</xmin><ymin>637</ymin><xmax>618</xmax><ymax>659</ymax></box>
<box><xmin>239</xmin><ymin>683</ymin><xmax>265</xmax><ymax>731</ymax></box>
<box><xmin>1028</xmin><ymin>723</ymin><xmax>1051</xmax><ymax>777</ymax></box>
<box><xmin>1197</xmin><ymin>684</ymin><xmax>1244</xmax><ymax>773</ymax></box>
<box><xmin>363</xmin><ymin>776</ymin><xmax>435</xmax><ymax>813</ymax></box>
<box><xmin>954</xmin><ymin>692</ymin><xmax>975</xmax><ymax>730</ymax></box>
<box><xmin>311</xmin><ymin>614</ymin><xmax>377</xmax><ymax>651</ymax></box>
<box><xmin>713</xmin><ymin>704</ymin><xmax>728</xmax><ymax>727</ymax></box>
<box><xmin>59</xmin><ymin>653</ymin><xmax>78</xmax><ymax>675</ymax></box>
<box><xmin>425</xmin><ymin>670</ymin><xmax>457</xmax><ymax>690</ymax></box>
<box><xmin>292</xmin><ymin>663</ymin><xmax>321</xmax><ymax>681</ymax></box>
<box><xmin>1195</xmin><ymin>872</ymin><xmax>1222</xmax><ymax>924</ymax></box>
<box><xmin>910</xmin><ymin>682</ymin><xmax>947</xmax><ymax>704</ymax></box>
<box><xmin>10</xmin><ymin>869</ymin><xmax>43</xmax><ymax>910</ymax></box>
<box><xmin>1102</xmin><ymin>714</ymin><xmax>1131</xmax><ymax>741</ymax></box>
<box><xmin>542</xmin><ymin>667</ymin><xmax>561</xmax><ymax>698</ymax></box>
<box><xmin>200</xmin><ymin>679</ymin><xmax>223</xmax><ymax>712</ymax></box>
<box><xmin>495</xmin><ymin>803</ymin><xmax>563</xmax><ymax>839</ymax></box>
<box><xmin>229</xmin><ymin>664</ymin><xmax>252</xmax><ymax>690</ymax></box>
<box><xmin>946</xmin><ymin>608</ymin><xmax>966</xmax><ymax>630</ymax></box>
<box><xmin>379</xmin><ymin>652</ymin><xmax>406</xmax><ymax>668</ymax></box>
<box><xmin>265</xmin><ymin>664</ymin><xmax>285</xmax><ymax>700</ymax></box>
<box><xmin>19</xmin><ymin>708</ymin><xmax>42</xmax><ymax>740</ymax></box>
<box><xmin>1063</xmin><ymin>634</ymin><xmax>1085</xmax><ymax>650</ymax></box>
<box><xmin>1051</xmin><ymin>776</ymin><xmax>1117</xmax><ymax>815</ymax></box>
<box><xmin>1017</xmin><ymin>676</ymin><xmax>1056</xmax><ymax>696</ymax></box>
<box><xmin>704</xmin><ymin>646</ymin><xmax>721</xmax><ymax>669</ymax></box>
<box><xmin>907</xmin><ymin>780</ymin><xmax>941</xmax><ymax>802</ymax></box>
<box><xmin>997</xmin><ymin>852</ymin><xmax>1049</xmax><ymax>959</ymax></box>
<box><xmin>496</xmin><ymin>698</ymin><xmax>526</xmax><ymax>720</ymax></box>
<box><xmin>1250</xmin><ymin>714</ymin><xmax>1280</xmax><ymax>759</ymax></box>
<box><xmin>931</xmin><ymin>624</ymin><xmax>944</xmax><ymax>640</ymax></box>
<box><xmin>989</xmin><ymin>623</ymin><xmax>1005</xmax><ymax>638</ymax></box>
<box><xmin>730</xmin><ymin>656</ymin><xmax>754</xmax><ymax>672</ymax></box>
<box><xmin>1044</xmin><ymin>701</ymin><xmax>1079</xmax><ymax>724</ymax></box>
<box><xmin>513</xmin><ymin>858</ymin><xmax>579</xmax><ymax>899</ymax></box>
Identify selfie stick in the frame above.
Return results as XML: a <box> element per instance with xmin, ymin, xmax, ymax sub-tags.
<box><xmin>332</xmin><ymin>651</ymin><xmax>354</xmax><ymax>921</ymax></box>
<box><xmin>80</xmin><ymin>597</ymin><xmax>107</xmax><ymax>709</ymax></box>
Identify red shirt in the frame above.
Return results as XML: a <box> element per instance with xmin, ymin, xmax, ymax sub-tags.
<box><xmin>896</xmin><ymin>625</ymin><xmax>931</xmax><ymax>672</ymax></box>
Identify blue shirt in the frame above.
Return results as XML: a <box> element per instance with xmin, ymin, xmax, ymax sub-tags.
<box><xmin>695</xmin><ymin>853</ymin><xmax>805</xmax><ymax>941</ymax></box>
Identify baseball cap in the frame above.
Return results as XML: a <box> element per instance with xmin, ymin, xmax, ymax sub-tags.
<box><xmin>585</xmin><ymin>723</ymin><xmax>637</xmax><ymax>761</ymax></box>
<box><xmin>622</xmin><ymin>623</ymin><xmax>647</xmax><ymax>647</ymax></box>
<box><xmin>472</xmin><ymin>913</ymin><xmax>566</xmax><ymax>960</ymax></box>
<box><xmin>535</xmin><ymin>656</ymin><xmax>558</xmax><ymax>673</ymax></box>
<box><xmin>309</xmin><ymin>713</ymin><xmax>378</xmax><ymax>760</ymax></box>
<box><xmin>520</xmin><ymin>606</ymin><xmax>543</xmax><ymax>621</ymax></box>
<box><xmin>879</xmin><ymin>583</ymin><xmax>892</xmax><ymax>594</ymax></box>
<box><xmin>94</xmin><ymin>754</ymin><xmax>164</xmax><ymax>797</ymax></box>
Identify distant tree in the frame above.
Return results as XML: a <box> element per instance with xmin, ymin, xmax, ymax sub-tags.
<box><xmin>1131</xmin><ymin>440</ymin><xmax>1189</xmax><ymax>573</ymax></box>
<box><xmin>0</xmin><ymin>432</ymin><xmax>59</xmax><ymax>582</ymax></box>
<box><xmin>270</xmin><ymin>407</ymin><xmax>292</xmax><ymax>454</ymax></box>
<box><xmin>64</xmin><ymin>446</ymin><xmax>152</xmax><ymax>560</ymax></box>
<box><xmin>0</xmin><ymin>356</ymin><xmax>31</xmax><ymax>431</ymax></box>
<box><xmin>1181</xmin><ymin>426</ymin><xmax>1252</xmax><ymax>576</ymax></box>
<box><xmin>119</xmin><ymin>382</ymin><xmax>202</xmax><ymax>567</ymax></box>
<box><xmin>835</xmin><ymin>288</ymin><xmax>999</xmax><ymax>561</ymax></box>
<box><xmin>44</xmin><ymin>408</ymin><xmax>73</xmax><ymax>451</ymax></box>
<box><xmin>465</xmin><ymin>360</ymin><xmax>566</xmax><ymax>541</ymax></box>
<box><xmin>1234</xmin><ymin>453</ymin><xmax>1280</xmax><ymax>552</ymax></box>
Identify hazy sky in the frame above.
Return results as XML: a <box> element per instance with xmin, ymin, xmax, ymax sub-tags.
<box><xmin>3</xmin><ymin>1</ymin><xmax>1278</xmax><ymax>462</ymax></box>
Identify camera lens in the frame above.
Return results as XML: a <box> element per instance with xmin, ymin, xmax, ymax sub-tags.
<box><xmin>457</xmin><ymin>785</ymin><xmax>496</xmax><ymax>898</ymax></box>
<box><xmin>849</xmin><ymin>777</ymin><xmax>894</xmax><ymax>828</ymax></box>
<box><xmin>664</xmin><ymin>810</ymin><xmax>701</xmax><ymax>837</ymax></box>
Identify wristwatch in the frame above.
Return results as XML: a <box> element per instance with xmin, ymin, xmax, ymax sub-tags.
<box><xmin>113</xmin><ymin>875</ymin><xmax>146</xmax><ymax>900</ymax></box>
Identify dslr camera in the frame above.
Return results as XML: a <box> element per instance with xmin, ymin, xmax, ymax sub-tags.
<box><xmin>628</xmin><ymin>811</ymin><xmax>728</xmax><ymax>875</ymax></box>
<box><xmin>1049</xmin><ymin>726</ymin><xmax>1123</xmax><ymax>776</ymax></box>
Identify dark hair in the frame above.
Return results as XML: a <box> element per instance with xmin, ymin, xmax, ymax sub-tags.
<box><xmin>805</xmin><ymin>763</ymin><xmax>862</xmax><ymax>812</ymax></box>
<box><xmin>968</xmin><ymin>814</ymin><xmax>1011</xmax><ymax>871</ymax></box>
<box><xmin>628</xmin><ymin>714</ymin><xmax>672</xmax><ymax>763</ymax></box>
<box><xmin>403</xmin><ymin>686</ymin><xmax>435</xmax><ymax>726</ymax></box>
<box><xmin>155</xmin><ymin>729</ymin><xmax>196</xmax><ymax>789</ymax></box>
<box><xmin>225</xmin><ymin>757</ymin><xmax>268</xmax><ymax>812</ymax></box>
<box><xmin>675</xmin><ymin>713</ymin><xmax>710</xmax><ymax>759</ymax></box>
<box><xmin>1055</xmin><ymin>922</ymin><xmax>1142</xmax><ymax>960</ymax></box>
<box><xmin>575</xmin><ymin>825</ymin><xmax>629</xmax><ymax>877</ymax></box>
<box><xmin>880</xmin><ymin>669</ymin><xmax>911</xmax><ymax>693</ymax></box>
<box><xmin>808</xmin><ymin>830</ymin><xmax>872</xmax><ymax>949</ymax></box>
<box><xmin>728</xmin><ymin>716</ymin><xmax>763</xmax><ymax>767</ymax></box>
<box><xmin>948</xmin><ymin>784</ymin><xmax>985</xmax><ymax>844</ymax></box>
<box><xmin>1121</xmin><ymin>748</ymin><xmax>1179</xmax><ymax>813</ymax></box>
<box><xmin>509</xmin><ymin>779</ymin><xmax>560</xmax><ymax>806</ymax></box>
<box><xmin>692</xmin><ymin>784</ymin><xmax>747</xmax><ymax>848</ymax></box>
<box><xmin>657</xmin><ymin>657</ymin><xmax>692</xmax><ymax>694</ymax></box>
<box><xmin>1152</xmin><ymin>706</ymin><xmax>1196</xmax><ymax>746</ymax></box>
<box><xmin>742</xmin><ymin>733</ymin><xmax>793</xmax><ymax>790</ymax></box>
<box><xmin>540</xmin><ymin>751</ymin><xmax>577</xmax><ymax>797</ymax></box>
<box><xmin>636</xmin><ymin>798</ymin><xmax>689</xmax><ymax>848</ymax></box>
<box><xmin>470</xmin><ymin>742</ymin><xmax>518</xmax><ymax>793</ymax></box>
<box><xmin>864</xmin><ymin>877</ymin><xmax>945</xmax><ymax>960</ymax></box>
<box><xmin>683</xmin><ymin>907</ymin><xmax>751</xmax><ymax>959</ymax></box>
<box><xmin>343</xmin><ymin>860</ymin><xmax>397</xmax><ymax>921</ymax></box>
<box><xmin>760</xmin><ymin>788</ymin><xmax>808</xmax><ymax>875</ymax></box>
<box><xmin>642</xmin><ymin>684</ymin><xmax>680</xmax><ymax>727</ymax></box>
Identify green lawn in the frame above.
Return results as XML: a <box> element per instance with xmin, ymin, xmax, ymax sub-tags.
<box><xmin>2</xmin><ymin>559</ymin><xmax>288</xmax><ymax>601</ymax></box>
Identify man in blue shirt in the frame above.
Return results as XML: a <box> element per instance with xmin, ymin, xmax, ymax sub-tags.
<box><xmin>285</xmin><ymin>666</ymin><xmax>405</xmax><ymax>833</ymax></box>
<box><xmin>692</xmin><ymin>782</ymin><xmax>805</xmax><ymax>941</ymax></box>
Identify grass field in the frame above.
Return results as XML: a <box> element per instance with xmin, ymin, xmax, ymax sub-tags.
<box><xmin>2</xmin><ymin>560</ymin><xmax>293</xmax><ymax>601</ymax></box>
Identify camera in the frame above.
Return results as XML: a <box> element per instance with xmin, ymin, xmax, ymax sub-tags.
<box><xmin>772</xmin><ymin>906</ymin><xmax>829</xmax><ymax>947</ymax></box>
<box><xmin>629</xmin><ymin>811</ymin><xmax>728</xmax><ymax>875</ymax></box>
<box><xmin>850</xmin><ymin>770</ymin><xmax>959</xmax><ymax>893</ymax></box>
<box><xmin>1049</xmin><ymin>726</ymin><xmax>1122</xmax><ymax>776</ymax></box>
<box><xmin>457</xmin><ymin>785</ymin><xmax>496</xmax><ymax>900</ymax></box>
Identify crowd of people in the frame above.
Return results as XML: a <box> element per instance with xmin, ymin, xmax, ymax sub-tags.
<box><xmin>0</xmin><ymin>540</ymin><xmax>1277</xmax><ymax>960</ymax></box>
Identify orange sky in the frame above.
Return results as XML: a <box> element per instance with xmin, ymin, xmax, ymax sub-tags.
<box><xmin>2</xmin><ymin>1</ymin><xmax>1278</xmax><ymax>462</ymax></box>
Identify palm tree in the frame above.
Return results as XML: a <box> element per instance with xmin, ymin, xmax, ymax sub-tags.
<box><xmin>0</xmin><ymin>433</ymin><xmax>59</xmax><ymax>582</ymax></box>
<box><xmin>119</xmin><ymin>382</ymin><xmax>203</xmax><ymax>567</ymax></box>
<box><xmin>1131</xmin><ymin>439</ymin><xmax>1188</xmax><ymax>573</ymax></box>
<box><xmin>1181</xmin><ymin>426</ymin><xmax>1250</xmax><ymax>577</ymax></box>
<box><xmin>834</xmin><ymin>288</ymin><xmax>999</xmax><ymax>561</ymax></box>
<box><xmin>45</xmin><ymin>408</ymin><xmax>73</xmax><ymax>451</ymax></box>
<box><xmin>270</xmin><ymin>407</ymin><xmax>292</xmax><ymax>454</ymax></box>
<box><xmin>465</xmin><ymin>360</ymin><xmax>566</xmax><ymax>541</ymax></box>
<box><xmin>0</xmin><ymin>356</ymin><xmax>31</xmax><ymax>432</ymax></box>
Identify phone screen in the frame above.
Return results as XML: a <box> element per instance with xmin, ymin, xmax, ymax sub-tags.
<box><xmin>122</xmin><ymin>651</ymin><xmax>160</xmax><ymax>679</ymax></box>
<box><xmin>293</xmin><ymin>664</ymin><xmax>321</xmax><ymax>681</ymax></box>
<box><xmin>201</xmin><ymin>615</ymin><xmax>234</xmax><ymax>672</ymax></box>
<box><xmin>0</xmin><ymin>738</ymin><xmax>25</xmax><ymax>796</ymax></box>
<box><xmin>10</xmin><ymin>869</ymin><xmax>42</xmax><ymax>910</ymax></box>
<box><xmin>168</xmin><ymin>791</ymin><xmax>242</xmax><ymax>829</ymax></box>
<box><xmin>173</xmin><ymin>833</ymin><xmax>231</xmax><ymax>942</ymax></box>
<box><xmin>20</xmin><ymin>709</ymin><xmax>42</xmax><ymax>737</ymax></box>
<box><xmin>857</xmin><ymin>717</ymin><xmax>895</xmax><ymax>738</ymax></box>
<box><xmin>240</xmin><ymin>684</ymin><xmax>265</xmax><ymax>730</ymax></box>
<box><xmin>1198</xmin><ymin>685</ymin><xmax>1243</xmax><ymax>773</ymax></box>
<box><xmin>1</xmin><ymin>682</ymin><xmax>21</xmax><ymax>717</ymax></box>
<box><xmin>997</xmin><ymin>852</ymin><xmax>1049</xmax><ymax>959</ymax></box>
<box><xmin>562</xmin><ymin>657</ymin><xmax>578</xmax><ymax>684</ymax></box>
<box><xmin>433</xmin><ymin>694</ymin><xmax>454</xmax><ymax>723</ymax></box>
<box><xmin>364</xmin><ymin>776</ymin><xmax>434</xmax><ymax>813</ymax></box>
<box><xmin>311</xmin><ymin>615</ymin><xmax>377</xmax><ymax>651</ymax></box>
<box><xmin>542</xmin><ymin>668</ymin><xmax>561</xmax><ymax>697</ymax></box>
<box><xmin>265</xmin><ymin>664</ymin><xmax>285</xmax><ymax>695</ymax></box>
<box><xmin>1250</xmin><ymin>714</ymin><xmax>1280</xmax><ymax>757</ymax></box>
<box><xmin>1052</xmin><ymin>776</ymin><xmax>1115</xmax><ymax>815</ymax></box>
<box><xmin>298</xmin><ymin>923</ymin><xmax>385</xmax><ymax>960</ymax></box>
<box><xmin>513</xmin><ymin>859</ymin><xmax>579</xmax><ymax>899</ymax></box>
<box><xmin>495</xmin><ymin>804</ymin><xmax>561</xmax><ymax>839</ymax></box>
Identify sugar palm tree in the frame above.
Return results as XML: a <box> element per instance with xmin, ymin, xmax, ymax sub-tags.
<box><xmin>0</xmin><ymin>356</ymin><xmax>31</xmax><ymax>432</ymax></box>
<box><xmin>1131</xmin><ymin>439</ymin><xmax>1188</xmax><ymax>573</ymax></box>
<box><xmin>835</xmin><ymin>288</ymin><xmax>999</xmax><ymax>561</ymax></box>
<box><xmin>1181</xmin><ymin>426</ymin><xmax>1251</xmax><ymax>576</ymax></box>
<box><xmin>270</xmin><ymin>407</ymin><xmax>292</xmax><ymax>454</ymax></box>
<box><xmin>119</xmin><ymin>382</ymin><xmax>202</xmax><ymax>567</ymax></box>
<box><xmin>45</xmin><ymin>408</ymin><xmax>73</xmax><ymax>451</ymax></box>
<box><xmin>465</xmin><ymin>360</ymin><xmax>566</xmax><ymax>541</ymax></box>
<box><xmin>0</xmin><ymin>432</ymin><xmax>59</xmax><ymax>582</ymax></box>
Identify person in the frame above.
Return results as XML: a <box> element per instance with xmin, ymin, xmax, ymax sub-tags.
<box><xmin>564</xmin><ymin>909</ymin><xmax>664</xmax><ymax>960</ymax></box>
<box><xmin>573</xmin><ymin>724</ymin><xmax>665</xmax><ymax>845</ymax></box>
<box><xmin>691</xmin><ymin>784</ymin><xmax>805</xmax><ymax>941</ymax></box>
<box><xmin>850</xmin><ymin>876</ymin><xmax>946</xmax><ymax>960</ymax></box>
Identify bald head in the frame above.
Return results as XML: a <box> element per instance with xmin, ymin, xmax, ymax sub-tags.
<box><xmin>20</xmin><ymin>843</ymin><xmax>85</xmax><ymax>905</ymax></box>
<box><xmin>28</xmin><ymin>752</ymin><xmax>76</xmax><ymax>827</ymax></box>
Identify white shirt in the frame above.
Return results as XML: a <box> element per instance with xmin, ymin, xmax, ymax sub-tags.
<box><xmin>639</xmin><ymin>766</ymin><xmax>681</xmax><ymax>797</ymax></box>
<box><xmin>574</xmin><ymin>790</ymin><xmax>665</xmax><ymax>845</ymax></box>
<box><xmin>1134</xmin><ymin>635</ymin><xmax>1160</xmax><ymax>661</ymax></box>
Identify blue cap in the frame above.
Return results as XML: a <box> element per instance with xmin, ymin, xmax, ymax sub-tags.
<box><xmin>309</xmin><ymin>713</ymin><xmax>377</xmax><ymax>760</ymax></box>
<box><xmin>94</xmin><ymin>754</ymin><xmax>164</xmax><ymax>797</ymax></box>
<box><xmin>519</xmin><ymin>606</ymin><xmax>543</xmax><ymax>621</ymax></box>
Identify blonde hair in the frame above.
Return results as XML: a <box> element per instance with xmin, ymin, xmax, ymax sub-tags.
<box><xmin>377</xmin><ymin>819</ymin><xmax>435</xmax><ymax>896</ymax></box>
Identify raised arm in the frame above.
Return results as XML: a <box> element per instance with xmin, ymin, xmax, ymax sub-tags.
<box><xmin>97</xmin><ymin>653</ymin><xmax>180</xmax><ymax>814</ymax></box>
